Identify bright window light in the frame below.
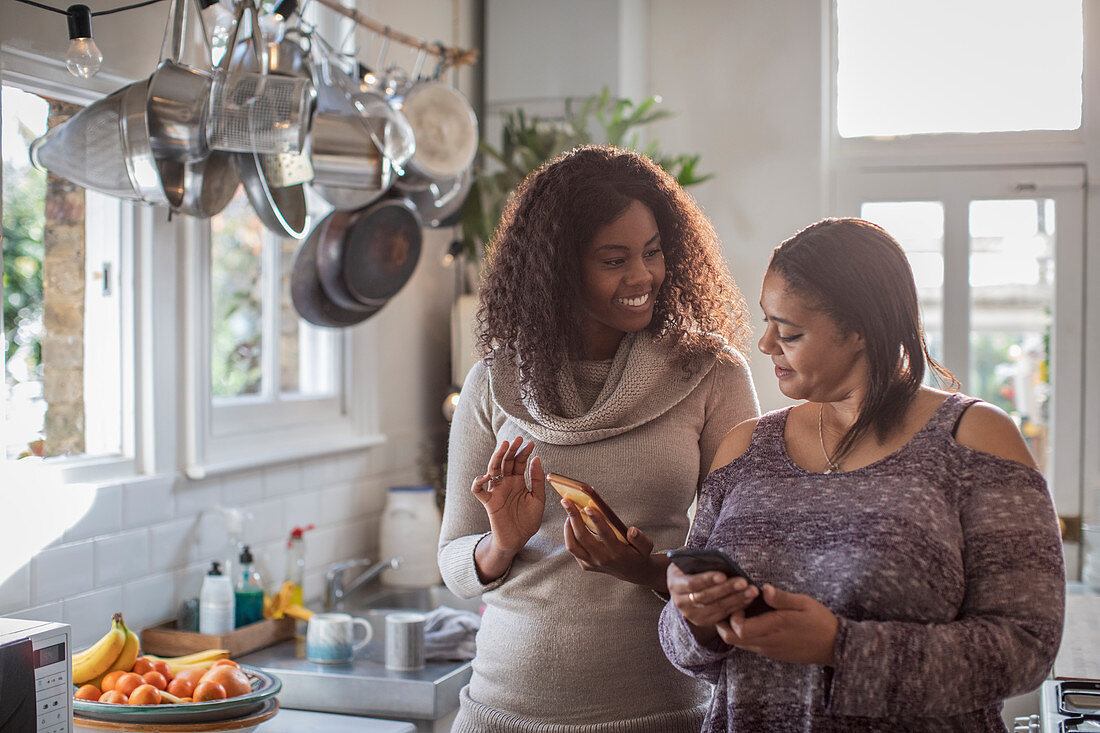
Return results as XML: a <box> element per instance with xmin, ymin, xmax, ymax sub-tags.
<box><xmin>837</xmin><ymin>0</ymin><xmax>1083</xmax><ymax>137</ymax></box>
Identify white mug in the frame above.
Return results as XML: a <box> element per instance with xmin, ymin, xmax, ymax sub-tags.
<box><xmin>306</xmin><ymin>612</ymin><xmax>373</xmax><ymax>664</ymax></box>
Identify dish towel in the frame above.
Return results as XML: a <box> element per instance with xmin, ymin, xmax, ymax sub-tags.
<box><xmin>423</xmin><ymin>605</ymin><xmax>481</xmax><ymax>661</ymax></box>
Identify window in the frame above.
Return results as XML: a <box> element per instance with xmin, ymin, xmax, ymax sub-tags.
<box><xmin>835</xmin><ymin>0</ymin><xmax>1083</xmax><ymax>137</ymax></box>
<box><xmin>838</xmin><ymin>167</ymin><xmax>1085</xmax><ymax>524</ymax></box>
<box><xmin>2</xmin><ymin>83</ymin><xmax>131</xmax><ymax>470</ymax></box>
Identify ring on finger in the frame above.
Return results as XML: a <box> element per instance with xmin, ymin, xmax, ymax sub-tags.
<box><xmin>688</xmin><ymin>591</ymin><xmax>704</xmax><ymax>607</ymax></box>
<box><xmin>489</xmin><ymin>474</ymin><xmax>505</xmax><ymax>483</ymax></box>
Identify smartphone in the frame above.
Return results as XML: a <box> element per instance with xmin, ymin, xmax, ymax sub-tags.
<box><xmin>546</xmin><ymin>473</ymin><xmax>630</xmax><ymax>545</ymax></box>
<box><xmin>666</xmin><ymin>548</ymin><xmax>772</xmax><ymax>617</ymax></box>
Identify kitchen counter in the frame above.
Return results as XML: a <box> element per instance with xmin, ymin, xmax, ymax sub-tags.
<box><xmin>256</xmin><ymin>708</ymin><xmax>415</xmax><ymax>732</ymax></box>
<box><xmin>239</xmin><ymin>636</ymin><xmax>471</xmax><ymax>731</ymax></box>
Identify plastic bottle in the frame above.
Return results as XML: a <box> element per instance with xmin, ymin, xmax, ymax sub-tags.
<box><xmin>379</xmin><ymin>486</ymin><xmax>443</xmax><ymax>587</ymax></box>
<box><xmin>285</xmin><ymin>524</ymin><xmax>314</xmax><ymax>607</ymax></box>
<box><xmin>199</xmin><ymin>561</ymin><xmax>235</xmax><ymax>635</ymax></box>
<box><xmin>234</xmin><ymin>545</ymin><xmax>264</xmax><ymax>628</ymax></box>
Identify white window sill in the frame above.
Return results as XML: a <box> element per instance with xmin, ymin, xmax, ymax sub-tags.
<box><xmin>184</xmin><ymin>432</ymin><xmax>387</xmax><ymax>480</ymax></box>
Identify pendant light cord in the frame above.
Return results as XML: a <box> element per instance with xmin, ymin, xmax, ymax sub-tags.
<box><xmin>13</xmin><ymin>0</ymin><xmax>167</xmax><ymax>17</ymax></box>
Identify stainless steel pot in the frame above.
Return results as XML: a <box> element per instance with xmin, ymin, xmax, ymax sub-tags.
<box><xmin>146</xmin><ymin>0</ymin><xmax>212</xmax><ymax>163</ymax></box>
<box><xmin>157</xmin><ymin>150</ymin><xmax>239</xmax><ymax>217</ymax></box>
<box><xmin>394</xmin><ymin>166</ymin><xmax>471</xmax><ymax>228</ymax></box>
<box><xmin>391</xmin><ymin>81</ymin><xmax>478</xmax><ymax>182</ymax></box>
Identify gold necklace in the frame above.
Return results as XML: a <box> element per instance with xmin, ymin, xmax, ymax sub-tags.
<box><xmin>818</xmin><ymin>403</ymin><xmax>841</xmax><ymax>474</ymax></box>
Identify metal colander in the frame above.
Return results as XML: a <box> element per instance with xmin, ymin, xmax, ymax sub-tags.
<box><xmin>30</xmin><ymin>83</ymin><xmax>138</xmax><ymax>199</ymax></box>
<box><xmin>208</xmin><ymin>71</ymin><xmax>312</xmax><ymax>154</ymax></box>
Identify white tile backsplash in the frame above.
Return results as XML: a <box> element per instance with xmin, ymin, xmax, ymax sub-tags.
<box><xmin>63</xmin><ymin>484</ymin><xmax>122</xmax><ymax>543</ymax></box>
<box><xmin>33</xmin><ymin>540</ymin><xmax>94</xmax><ymax>606</ymax></box>
<box><xmin>122</xmin><ymin>571</ymin><xmax>177</xmax><ymax>632</ymax></box>
<box><xmin>64</xmin><ymin>586</ymin><xmax>124</xmax><ymax>649</ymax></box>
<box><xmin>222</xmin><ymin>473</ymin><xmax>264</xmax><ymax>506</ymax></box>
<box><xmin>263</xmin><ymin>463</ymin><xmax>302</xmax><ymax>498</ymax></box>
<box><xmin>122</xmin><ymin>476</ymin><xmax>176</xmax><ymax>528</ymax></box>
<box><xmin>148</xmin><ymin>518</ymin><xmax>198</xmax><ymax>574</ymax></box>
<box><xmin>6</xmin><ymin>443</ymin><xmax>401</xmax><ymax>644</ymax></box>
<box><xmin>94</xmin><ymin>529</ymin><xmax>150</xmax><ymax>587</ymax></box>
<box><xmin>0</xmin><ymin>564</ymin><xmax>30</xmax><ymax>614</ymax></box>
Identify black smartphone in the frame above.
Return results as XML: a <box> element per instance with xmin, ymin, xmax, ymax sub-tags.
<box><xmin>666</xmin><ymin>548</ymin><xmax>772</xmax><ymax>617</ymax></box>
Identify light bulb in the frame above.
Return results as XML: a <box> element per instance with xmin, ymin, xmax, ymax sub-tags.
<box><xmin>65</xmin><ymin>5</ymin><xmax>102</xmax><ymax>79</ymax></box>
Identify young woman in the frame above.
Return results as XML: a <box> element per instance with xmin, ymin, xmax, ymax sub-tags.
<box><xmin>439</xmin><ymin>146</ymin><xmax>759</xmax><ymax>731</ymax></box>
<box><xmin>660</xmin><ymin>217</ymin><xmax>1065</xmax><ymax>732</ymax></box>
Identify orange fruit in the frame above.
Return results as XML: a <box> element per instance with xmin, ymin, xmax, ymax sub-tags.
<box><xmin>131</xmin><ymin>657</ymin><xmax>155</xmax><ymax>675</ymax></box>
<box><xmin>114</xmin><ymin>672</ymin><xmax>144</xmax><ymax>696</ymax></box>
<box><xmin>127</xmin><ymin>684</ymin><xmax>161</xmax><ymax>705</ymax></box>
<box><xmin>100</xmin><ymin>670</ymin><xmax>126</xmax><ymax>692</ymax></box>
<box><xmin>166</xmin><ymin>678</ymin><xmax>194</xmax><ymax>698</ymax></box>
<box><xmin>192</xmin><ymin>681</ymin><xmax>226</xmax><ymax>702</ymax></box>
<box><xmin>173</xmin><ymin>667</ymin><xmax>207</xmax><ymax>686</ymax></box>
<box><xmin>142</xmin><ymin>671</ymin><xmax>167</xmax><ymax>690</ymax></box>
<box><xmin>99</xmin><ymin>690</ymin><xmax>128</xmax><ymax>704</ymax></box>
<box><xmin>210</xmin><ymin>659</ymin><xmax>240</xmax><ymax>669</ymax></box>
<box><xmin>199</xmin><ymin>666</ymin><xmax>251</xmax><ymax>698</ymax></box>
<box><xmin>150</xmin><ymin>659</ymin><xmax>172</xmax><ymax>681</ymax></box>
<box><xmin>74</xmin><ymin>684</ymin><xmax>101</xmax><ymax>701</ymax></box>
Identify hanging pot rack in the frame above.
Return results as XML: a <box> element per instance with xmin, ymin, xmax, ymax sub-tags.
<box><xmin>309</xmin><ymin>0</ymin><xmax>479</xmax><ymax>73</ymax></box>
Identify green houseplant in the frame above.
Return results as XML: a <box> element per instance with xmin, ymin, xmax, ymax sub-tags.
<box><xmin>459</xmin><ymin>89</ymin><xmax>712</xmax><ymax>262</ymax></box>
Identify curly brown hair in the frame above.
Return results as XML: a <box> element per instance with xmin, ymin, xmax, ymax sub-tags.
<box><xmin>476</xmin><ymin>145</ymin><xmax>751</xmax><ymax>412</ymax></box>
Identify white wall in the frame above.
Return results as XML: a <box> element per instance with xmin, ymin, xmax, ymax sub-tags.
<box><xmin>648</xmin><ymin>0</ymin><xmax>823</xmax><ymax>413</ymax></box>
<box><xmin>0</xmin><ymin>0</ymin><xmax>478</xmax><ymax>650</ymax></box>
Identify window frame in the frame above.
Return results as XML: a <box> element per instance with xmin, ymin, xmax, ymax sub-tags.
<box><xmin>1</xmin><ymin>55</ymin><xmax>144</xmax><ymax>483</ymax></box>
<box><xmin>826</xmin><ymin>0</ymin><xmax>1100</xmax><ymax>577</ymax></box>
<box><xmin>182</xmin><ymin>212</ymin><xmax>384</xmax><ymax>480</ymax></box>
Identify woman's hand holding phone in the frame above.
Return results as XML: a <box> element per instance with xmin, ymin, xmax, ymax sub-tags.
<box><xmin>471</xmin><ymin>437</ymin><xmax>546</xmax><ymax>581</ymax></box>
<box><xmin>561</xmin><ymin>499</ymin><xmax>662</xmax><ymax>588</ymax></box>
<box><xmin>716</xmin><ymin>585</ymin><xmax>839</xmax><ymax>666</ymax></box>
<box><xmin>666</xmin><ymin>562</ymin><xmax>761</xmax><ymax>644</ymax></box>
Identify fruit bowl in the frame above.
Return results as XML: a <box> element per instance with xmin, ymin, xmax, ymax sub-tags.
<box><xmin>73</xmin><ymin>664</ymin><xmax>281</xmax><ymax>724</ymax></box>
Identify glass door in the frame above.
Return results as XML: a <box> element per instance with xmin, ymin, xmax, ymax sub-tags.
<box><xmin>837</xmin><ymin>166</ymin><xmax>1085</xmax><ymax>544</ymax></box>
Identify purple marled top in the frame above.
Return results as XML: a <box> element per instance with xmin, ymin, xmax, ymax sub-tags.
<box><xmin>659</xmin><ymin>394</ymin><xmax>1065</xmax><ymax>732</ymax></box>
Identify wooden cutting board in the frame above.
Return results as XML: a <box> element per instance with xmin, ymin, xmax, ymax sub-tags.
<box><xmin>1053</xmin><ymin>593</ymin><xmax>1100</xmax><ymax>681</ymax></box>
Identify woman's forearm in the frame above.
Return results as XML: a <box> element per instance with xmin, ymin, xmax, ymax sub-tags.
<box><xmin>474</xmin><ymin>533</ymin><xmax>518</xmax><ymax>583</ymax></box>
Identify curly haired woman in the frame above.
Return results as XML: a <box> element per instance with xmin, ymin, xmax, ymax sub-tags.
<box><xmin>438</xmin><ymin>145</ymin><xmax>760</xmax><ymax>732</ymax></box>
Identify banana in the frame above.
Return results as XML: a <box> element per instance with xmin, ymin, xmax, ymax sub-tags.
<box><xmin>72</xmin><ymin>613</ymin><xmax>127</xmax><ymax>684</ymax></box>
<box><xmin>88</xmin><ymin>617</ymin><xmax>140</xmax><ymax>688</ymax></box>
<box><xmin>282</xmin><ymin>603</ymin><xmax>314</xmax><ymax>621</ymax></box>
<box><xmin>144</xmin><ymin>648</ymin><xmax>230</xmax><ymax>674</ymax></box>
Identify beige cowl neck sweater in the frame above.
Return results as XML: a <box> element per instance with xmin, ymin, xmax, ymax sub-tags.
<box><xmin>439</xmin><ymin>332</ymin><xmax>759</xmax><ymax>732</ymax></box>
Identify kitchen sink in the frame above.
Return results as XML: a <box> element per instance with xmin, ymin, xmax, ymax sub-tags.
<box><xmin>238</xmin><ymin>584</ymin><xmax>482</xmax><ymax>728</ymax></box>
<box><xmin>347</xmin><ymin>584</ymin><xmax>483</xmax><ymax>651</ymax></box>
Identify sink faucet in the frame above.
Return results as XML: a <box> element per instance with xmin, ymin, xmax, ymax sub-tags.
<box><xmin>324</xmin><ymin>557</ymin><xmax>402</xmax><ymax>611</ymax></box>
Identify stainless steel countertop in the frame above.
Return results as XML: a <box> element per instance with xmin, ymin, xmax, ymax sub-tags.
<box><xmin>239</xmin><ymin>633</ymin><xmax>472</xmax><ymax>720</ymax></box>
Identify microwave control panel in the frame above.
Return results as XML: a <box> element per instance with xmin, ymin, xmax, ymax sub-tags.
<box><xmin>0</xmin><ymin>619</ymin><xmax>72</xmax><ymax>733</ymax></box>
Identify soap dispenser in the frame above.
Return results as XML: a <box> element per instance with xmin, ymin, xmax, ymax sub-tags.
<box><xmin>234</xmin><ymin>545</ymin><xmax>264</xmax><ymax>628</ymax></box>
<box><xmin>199</xmin><ymin>561</ymin><xmax>235</xmax><ymax>635</ymax></box>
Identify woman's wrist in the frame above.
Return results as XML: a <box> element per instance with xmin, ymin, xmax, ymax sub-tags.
<box><xmin>474</xmin><ymin>532</ymin><xmax>519</xmax><ymax>583</ymax></box>
<box><xmin>643</xmin><ymin>553</ymin><xmax>670</xmax><ymax>592</ymax></box>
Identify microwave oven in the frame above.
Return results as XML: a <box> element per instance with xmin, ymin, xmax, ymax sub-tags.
<box><xmin>0</xmin><ymin>618</ymin><xmax>72</xmax><ymax>733</ymax></box>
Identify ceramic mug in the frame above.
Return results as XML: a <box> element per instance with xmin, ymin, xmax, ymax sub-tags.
<box><xmin>306</xmin><ymin>612</ymin><xmax>373</xmax><ymax>664</ymax></box>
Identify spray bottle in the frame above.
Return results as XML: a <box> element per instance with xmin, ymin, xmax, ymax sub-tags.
<box><xmin>285</xmin><ymin>524</ymin><xmax>314</xmax><ymax>607</ymax></box>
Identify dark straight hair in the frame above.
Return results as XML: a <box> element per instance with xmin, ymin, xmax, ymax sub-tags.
<box><xmin>768</xmin><ymin>218</ymin><xmax>957</xmax><ymax>462</ymax></box>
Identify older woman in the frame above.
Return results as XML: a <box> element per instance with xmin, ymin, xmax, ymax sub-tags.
<box><xmin>439</xmin><ymin>146</ymin><xmax>759</xmax><ymax>732</ymax></box>
<box><xmin>660</xmin><ymin>217</ymin><xmax>1065</xmax><ymax>732</ymax></box>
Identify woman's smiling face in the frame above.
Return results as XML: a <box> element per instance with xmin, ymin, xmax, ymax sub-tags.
<box><xmin>757</xmin><ymin>270</ymin><xmax>867</xmax><ymax>403</ymax></box>
<box><xmin>578</xmin><ymin>199</ymin><xmax>666</xmax><ymax>359</ymax></box>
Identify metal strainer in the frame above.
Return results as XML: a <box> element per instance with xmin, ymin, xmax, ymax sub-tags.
<box><xmin>30</xmin><ymin>84</ymin><xmax>138</xmax><ymax>199</ymax></box>
<box><xmin>207</xmin><ymin>0</ymin><xmax>313</xmax><ymax>155</ymax></box>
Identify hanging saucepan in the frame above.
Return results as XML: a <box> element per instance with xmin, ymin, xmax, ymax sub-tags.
<box><xmin>291</xmin><ymin>216</ymin><xmax>381</xmax><ymax>328</ymax></box>
<box><xmin>390</xmin><ymin>80</ymin><xmax>478</xmax><ymax>185</ymax></box>
<box><xmin>394</xmin><ymin>165</ymin><xmax>471</xmax><ymax>228</ymax></box>
<box><xmin>316</xmin><ymin>196</ymin><xmax>423</xmax><ymax>311</ymax></box>
<box><xmin>149</xmin><ymin>0</ymin><xmax>238</xmax><ymax>216</ymax></box>
<box><xmin>225</xmin><ymin>0</ymin><xmax>309</xmax><ymax>238</ymax></box>
<box><xmin>309</xmin><ymin>111</ymin><xmax>391</xmax><ymax>211</ymax></box>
